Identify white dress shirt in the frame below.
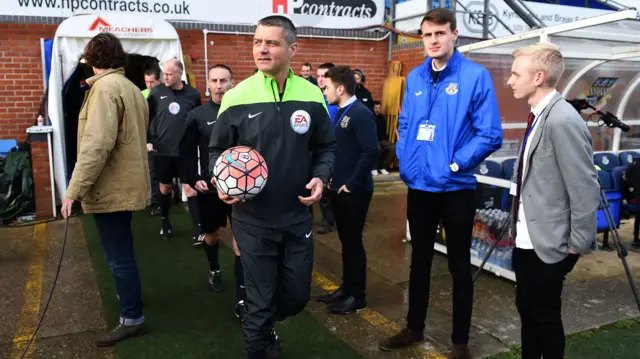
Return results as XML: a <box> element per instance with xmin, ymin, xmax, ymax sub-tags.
<box><xmin>515</xmin><ymin>89</ymin><xmax>558</xmax><ymax>249</ymax></box>
<box><xmin>340</xmin><ymin>95</ymin><xmax>357</xmax><ymax>108</ymax></box>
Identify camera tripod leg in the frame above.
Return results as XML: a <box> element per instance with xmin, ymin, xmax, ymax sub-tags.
<box><xmin>599</xmin><ymin>184</ymin><xmax>640</xmax><ymax>313</ymax></box>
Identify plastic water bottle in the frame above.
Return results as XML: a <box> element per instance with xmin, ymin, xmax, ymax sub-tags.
<box><xmin>505</xmin><ymin>247</ymin><xmax>514</xmax><ymax>270</ymax></box>
<box><xmin>496</xmin><ymin>248</ymin><xmax>506</xmax><ymax>268</ymax></box>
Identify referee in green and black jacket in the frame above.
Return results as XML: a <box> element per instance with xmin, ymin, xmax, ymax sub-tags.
<box><xmin>208</xmin><ymin>15</ymin><xmax>336</xmax><ymax>359</ymax></box>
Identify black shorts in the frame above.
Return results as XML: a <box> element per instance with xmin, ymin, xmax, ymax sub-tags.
<box><xmin>153</xmin><ymin>155</ymin><xmax>181</xmax><ymax>185</ymax></box>
<box><xmin>199</xmin><ymin>191</ymin><xmax>232</xmax><ymax>233</ymax></box>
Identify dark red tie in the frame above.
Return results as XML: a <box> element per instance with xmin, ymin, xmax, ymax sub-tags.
<box><xmin>513</xmin><ymin>112</ymin><xmax>535</xmax><ymax>231</ymax></box>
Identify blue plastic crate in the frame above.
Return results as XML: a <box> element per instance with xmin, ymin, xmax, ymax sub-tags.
<box><xmin>0</xmin><ymin>139</ymin><xmax>18</xmax><ymax>157</ymax></box>
<box><xmin>597</xmin><ymin>190</ymin><xmax>622</xmax><ymax>232</ymax></box>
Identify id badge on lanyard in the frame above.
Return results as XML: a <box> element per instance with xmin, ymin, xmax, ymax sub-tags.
<box><xmin>416</xmin><ymin>83</ymin><xmax>440</xmax><ymax>142</ymax></box>
<box><xmin>417</xmin><ymin>124</ymin><xmax>436</xmax><ymax>141</ymax></box>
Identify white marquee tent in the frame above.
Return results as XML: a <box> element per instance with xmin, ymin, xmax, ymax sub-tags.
<box><xmin>47</xmin><ymin>13</ymin><xmax>186</xmax><ymax>202</ymax></box>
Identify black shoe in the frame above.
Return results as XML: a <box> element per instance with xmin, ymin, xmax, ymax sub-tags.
<box><xmin>317</xmin><ymin>225</ymin><xmax>336</xmax><ymax>235</ymax></box>
<box><xmin>317</xmin><ymin>286</ymin><xmax>346</xmax><ymax>304</ymax></box>
<box><xmin>450</xmin><ymin>343</ymin><xmax>473</xmax><ymax>359</ymax></box>
<box><xmin>327</xmin><ymin>296</ymin><xmax>366</xmax><ymax>315</ymax></box>
<box><xmin>379</xmin><ymin>328</ymin><xmax>424</xmax><ymax>351</ymax></box>
<box><xmin>235</xmin><ymin>300</ymin><xmax>245</xmax><ymax>322</ymax></box>
<box><xmin>209</xmin><ymin>270</ymin><xmax>224</xmax><ymax>293</ymax></box>
<box><xmin>95</xmin><ymin>323</ymin><xmax>147</xmax><ymax>347</ymax></box>
<box><xmin>266</xmin><ymin>328</ymin><xmax>281</xmax><ymax>359</ymax></box>
<box><xmin>193</xmin><ymin>234</ymin><xmax>204</xmax><ymax>247</ymax></box>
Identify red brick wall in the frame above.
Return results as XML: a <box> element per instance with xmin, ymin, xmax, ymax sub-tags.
<box><xmin>391</xmin><ymin>46</ymin><xmax>425</xmax><ymax>78</ymax></box>
<box><xmin>176</xmin><ymin>29</ymin><xmax>388</xmax><ymax>101</ymax></box>
<box><xmin>0</xmin><ymin>24</ymin><xmax>57</xmax><ymax>142</ymax></box>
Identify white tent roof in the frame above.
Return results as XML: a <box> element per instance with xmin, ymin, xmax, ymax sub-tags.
<box><xmin>47</xmin><ymin>14</ymin><xmax>185</xmax><ymax>202</ymax></box>
<box><xmin>456</xmin><ymin>9</ymin><xmax>640</xmax><ymax>152</ymax></box>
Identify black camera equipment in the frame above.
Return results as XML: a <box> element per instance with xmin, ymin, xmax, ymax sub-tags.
<box><xmin>567</xmin><ymin>98</ymin><xmax>630</xmax><ymax>132</ymax></box>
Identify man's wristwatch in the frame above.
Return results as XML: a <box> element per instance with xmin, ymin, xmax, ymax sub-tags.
<box><xmin>450</xmin><ymin>162</ymin><xmax>459</xmax><ymax>172</ymax></box>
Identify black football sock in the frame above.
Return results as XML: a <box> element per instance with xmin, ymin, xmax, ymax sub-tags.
<box><xmin>235</xmin><ymin>255</ymin><xmax>245</xmax><ymax>303</ymax></box>
<box><xmin>187</xmin><ymin>196</ymin><xmax>202</xmax><ymax>237</ymax></box>
<box><xmin>160</xmin><ymin>192</ymin><xmax>171</xmax><ymax>227</ymax></box>
<box><xmin>204</xmin><ymin>240</ymin><xmax>220</xmax><ymax>271</ymax></box>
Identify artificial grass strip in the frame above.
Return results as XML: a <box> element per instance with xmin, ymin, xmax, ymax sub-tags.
<box><xmin>82</xmin><ymin>206</ymin><xmax>362</xmax><ymax>359</ymax></box>
<box><xmin>486</xmin><ymin>318</ymin><xmax>640</xmax><ymax>359</ymax></box>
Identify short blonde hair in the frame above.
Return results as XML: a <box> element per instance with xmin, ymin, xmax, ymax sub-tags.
<box><xmin>512</xmin><ymin>43</ymin><xmax>564</xmax><ymax>88</ymax></box>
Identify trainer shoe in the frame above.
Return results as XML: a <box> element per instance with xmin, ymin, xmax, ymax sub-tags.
<box><xmin>160</xmin><ymin>226</ymin><xmax>172</xmax><ymax>240</ymax></box>
<box><xmin>379</xmin><ymin>328</ymin><xmax>424</xmax><ymax>351</ymax></box>
<box><xmin>150</xmin><ymin>204</ymin><xmax>161</xmax><ymax>216</ymax></box>
<box><xmin>95</xmin><ymin>323</ymin><xmax>147</xmax><ymax>347</ymax></box>
<box><xmin>235</xmin><ymin>300</ymin><xmax>245</xmax><ymax>322</ymax></box>
<box><xmin>193</xmin><ymin>234</ymin><xmax>204</xmax><ymax>247</ymax></box>
<box><xmin>266</xmin><ymin>328</ymin><xmax>281</xmax><ymax>359</ymax></box>
<box><xmin>380</xmin><ymin>169</ymin><xmax>390</xmax><ymax>175</ymax></box>
<box><xmin>209</xmin><ymin>270</ymin><xmax>224</xmax><ymax>293</ymax></box>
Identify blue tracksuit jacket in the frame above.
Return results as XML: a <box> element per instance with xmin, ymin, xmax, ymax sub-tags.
<box><xmin>396</xmin><ymin>49</ymin><xmax>503</xmax><ymax>192</ymax></box>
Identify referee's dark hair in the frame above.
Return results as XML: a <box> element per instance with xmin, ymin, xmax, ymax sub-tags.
<box><xmin>258</xmin><ymin>15</ymin><xmax>297</xmax><ymax>44</ymax></box>
<box><xmin>210</xmin><ymin>64</ymin><xmax>233</xmax><ymax>79</ymax></box>
<box><xmin>144</xmin><ymin>66</ymin><xmax>161</xmax><ymax>81</ymax></box>
<box><xmin>324</xmin><ymin>66</ymin><xmax>356</xmax><ymax>96</ymax></box>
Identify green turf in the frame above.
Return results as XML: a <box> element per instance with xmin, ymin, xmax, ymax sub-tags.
<box><xmin>486</xmin><ymin>318</ymin><xmax>640</xmax><ymax>359</ymax></box>
<box><xmin>82</xmin><ymin>206</ymin><xmax>363</xmax><ymax>359</ymax></box>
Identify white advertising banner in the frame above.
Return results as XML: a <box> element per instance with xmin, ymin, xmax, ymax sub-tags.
<box><xmin>4</xmin><ymin>0</ymin><xmax>386</xmax><ymax>29</ymax></box>
<box><xmin>396</xmin><ymin>0</ymin><xmax>612</xmax><ymax>37</ymax></box>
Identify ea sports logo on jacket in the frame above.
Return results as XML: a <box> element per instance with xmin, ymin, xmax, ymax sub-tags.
<box><xmin>272</xmin><ymin>0</ymin><xmax>378</xmax><ymax>19</ymax></box>
<box><xmin>290</xmin><ymin>110</ymin><xmax>311</xmax><ymax>134</ymax></box>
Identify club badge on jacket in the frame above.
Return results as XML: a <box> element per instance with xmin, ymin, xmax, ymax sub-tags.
<box><xmin>340</xmin><ymin>116</ymin><xmax>350</xmax><ymax>128</ymax></box>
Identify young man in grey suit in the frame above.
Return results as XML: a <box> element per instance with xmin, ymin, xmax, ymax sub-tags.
<box><xmin>507</xmin><ymin>43</ymin><xmax>600</xmax><ymax>359</ymax></box>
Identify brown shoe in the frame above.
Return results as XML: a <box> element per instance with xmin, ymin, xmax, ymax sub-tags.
<box><xmin>450</xmin><ymin>343</ymin><xmax>472</xmax><ymax>359</ymax></box>
<box><xmin>379</xmin><ymin>328</ymin><xmax>424</xmax><ymax>351</ymax></box>
<box><xmin>95</xmin><ymin>323</ymin><xmax>147</xmax><ymax>347</ymax></box>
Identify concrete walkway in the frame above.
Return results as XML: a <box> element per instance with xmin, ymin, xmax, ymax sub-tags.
<box><xmin>0</xmin><ymin>219</ymin><xmax>113</xmax><ymax>359</ymax></box>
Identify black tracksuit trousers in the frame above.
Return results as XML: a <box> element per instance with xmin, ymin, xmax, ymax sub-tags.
<box><xmin>232</xmin><ymin>218</ymin><xmax>314</xmax><ymax>359</ymax></box>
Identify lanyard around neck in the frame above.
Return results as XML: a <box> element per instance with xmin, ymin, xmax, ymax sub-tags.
<box><xmin>333</xmin><ymin>101</ymin><xmax>356</xmax><ymax>132</ymax></box>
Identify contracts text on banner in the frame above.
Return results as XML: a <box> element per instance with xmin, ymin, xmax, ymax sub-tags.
<box><xmin>5</xmin><ymin>0</ymin><xmax>386</xmax><ymax>29</ymax></box>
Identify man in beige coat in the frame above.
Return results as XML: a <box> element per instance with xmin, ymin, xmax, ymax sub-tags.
<box><xmin>61</xmin><ymin>32</ymin><xmax>150</xmax><ymax>347</ymax></box>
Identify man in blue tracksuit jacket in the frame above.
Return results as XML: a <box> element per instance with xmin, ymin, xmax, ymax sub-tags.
<box><xmin>379</xmin><ymin>9</ymin><xmax>502</xmax><ymax>359</ymax></box>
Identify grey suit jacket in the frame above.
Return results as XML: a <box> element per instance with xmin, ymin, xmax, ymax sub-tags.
<box><xmin>510</xmin><ymin>92</ymin><xmax>600</xmax><ymax>264</ymax></box>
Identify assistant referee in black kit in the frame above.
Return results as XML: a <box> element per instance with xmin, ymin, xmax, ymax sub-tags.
<box><xmin>317</xmin><ymin>66</ymin><xmax>379</xmax><ymax>314</ymax></box>
<box><xmin>147</xmin><ymin>58</ymin><xmax>201</xmax><ymax>240</ymax></box>
<box><xmin>179</xmin><ymin>64</ymin><xmax>247</xmax><ymax>320</ymax></box>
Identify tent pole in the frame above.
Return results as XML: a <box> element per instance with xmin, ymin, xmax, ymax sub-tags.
<box><xmin>203</xmin><ymin>29</ymin><xmax>210</xmax><ymax>97</ymax></box>
<box><xmin>40</xmin><ymin>38</ymin><xmax>47</xmax><ymax>90</ymax></box>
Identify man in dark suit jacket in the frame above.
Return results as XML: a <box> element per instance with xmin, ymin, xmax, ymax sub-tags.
<box><xmin>507</xmin><ymin>42</ymin><xmax>600</xmax><ymax>359</ymax></box>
